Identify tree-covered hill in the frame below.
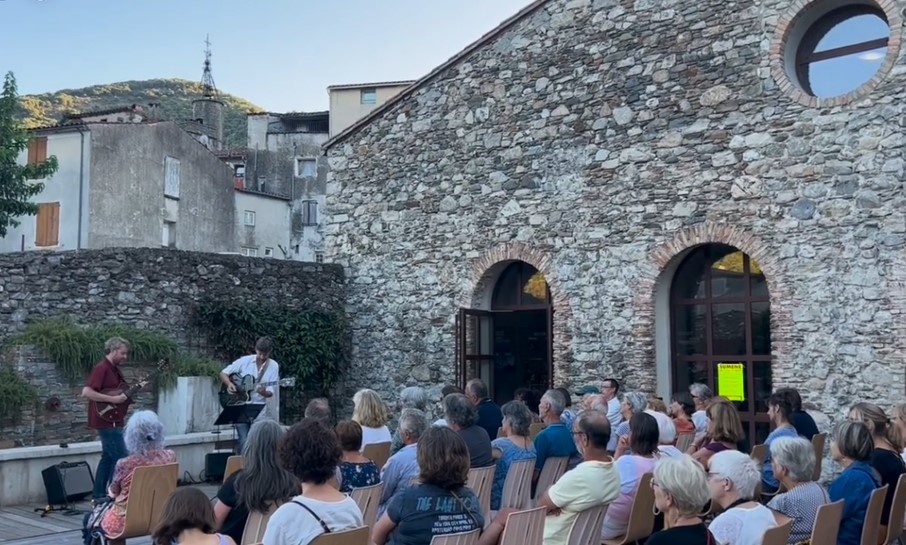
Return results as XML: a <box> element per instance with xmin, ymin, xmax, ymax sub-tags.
<box><xmin>17</xmin><ymin>78</ymin><xmax>263</xmax><ymax>148</ymax></box>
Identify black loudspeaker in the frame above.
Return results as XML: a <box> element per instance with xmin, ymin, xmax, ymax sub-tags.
<box><xmin>205</xmin><ymin>451</ymin><xmax>232</xmax><ymax>482</ymax></box>
<box><xmin>41</xmin><ymin>461</ymin><xmax>95</xmax><ymax>505</ymax></box>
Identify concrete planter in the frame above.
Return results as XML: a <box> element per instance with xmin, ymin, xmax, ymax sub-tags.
<box><xmin>158</xmin><ymin>376</ymin><xmax>221</xmax><ymax>436</ymax></box>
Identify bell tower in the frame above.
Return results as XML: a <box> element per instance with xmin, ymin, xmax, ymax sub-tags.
<box><xmin>192</xmin><ymin>35</ymin><xmax>224</xmax><ymax>150</ymax></box>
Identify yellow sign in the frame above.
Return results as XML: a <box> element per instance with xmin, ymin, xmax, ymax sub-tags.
<box><xmin>717</xmin><ymin>363</ymin><xmax>745</xmax><ymax>402</ymax></box>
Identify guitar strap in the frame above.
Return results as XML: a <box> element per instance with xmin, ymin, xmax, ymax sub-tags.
<box><xmin>256</xmin><ymin>358</ymin><xmax>269</xmax><ymax>383</ymax></box>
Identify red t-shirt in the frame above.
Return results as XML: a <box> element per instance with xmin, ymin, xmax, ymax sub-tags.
<box><xmin>86</xmin><ymin>359</ymin><xmax>127</xmax><ymax>429</ymax></box>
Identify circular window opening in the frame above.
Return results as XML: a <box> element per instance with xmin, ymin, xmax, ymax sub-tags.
<box><xmin>792</xmin><ymin>5</ymin><xmax>890</xmax><ymax>98</ymax></box>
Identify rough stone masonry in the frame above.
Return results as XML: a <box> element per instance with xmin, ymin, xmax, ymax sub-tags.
<box><xmin>324</xmin><ymin>0</ymin><xmax>906</xmax><ymax>421</ymax></box>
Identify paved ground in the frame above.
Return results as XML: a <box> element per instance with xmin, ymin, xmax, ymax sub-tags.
<box><xmin>0</xmin><ymin>483</ymin><xmax>219</xmax><ymax>545</ymax></box>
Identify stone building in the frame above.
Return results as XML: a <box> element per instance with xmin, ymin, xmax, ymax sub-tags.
<box><xmin>324</xmin><ymin>0</ymin><xmax>905</xmax><ymax>442</ymax></box>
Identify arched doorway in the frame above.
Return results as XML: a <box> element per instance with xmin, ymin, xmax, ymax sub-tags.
<box><xmin>670</xmin><ymin>244</ymin><xmax>772</xmax><ymax>445</ymax></box>
<box><xmin>457</xmin><ymin>261</ymin><xmax>552</xmax><ymax>402</ymax></box>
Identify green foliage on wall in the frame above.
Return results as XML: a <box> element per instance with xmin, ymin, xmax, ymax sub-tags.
<box><xmin>192</xmin><ymin>300</ymin><xmax>350</xmax><ymax>416</ymax></box>
<box><xmin>0</xmin><ymin>368</ymin><xmax>39</xmax><ymax>422</ymax></box>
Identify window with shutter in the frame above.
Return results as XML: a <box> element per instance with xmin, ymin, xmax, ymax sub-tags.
<box><xmin>165</xmin><ymin>156</ymin><xmax>180</xmax><ymax>198</ymax></box>
<box><xmin>27</xmin><ymin>137</ymin><xmax>48</xmax><ymax>166</ymax></box>
<box><xmin>35</xmin><ymin>202</ymin><xmax>60</xmax><ymax>247</ymax></box>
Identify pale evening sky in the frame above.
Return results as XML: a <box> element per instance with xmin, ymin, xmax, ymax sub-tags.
<box><xmin>0</xmin><ymin>0</ymin><xmax>532</xmax><ymax>112</ymax></box>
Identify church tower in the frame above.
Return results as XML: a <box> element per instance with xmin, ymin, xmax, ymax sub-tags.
<box><xmin>192</xmin><ymin>36</ymin><xmax>224</xmax><ymax>151</ymax></box>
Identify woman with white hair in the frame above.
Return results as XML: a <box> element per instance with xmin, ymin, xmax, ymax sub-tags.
<box><xmin>646</xmin><ymin>456</ymin><xmax>714</xmax><ymax>544</ymax></box>
<box><xmin>612</xmin><ymin>391</ymin><xmax>648</xmax><ymax>446</ymax></box>
<box><xmin>93</xmin><ymin>411</ymin><xmax>177</xmax><ymax>540</ymax></box>
<box><xmin>707</xmin><ymin>450</ymin><xmax>777</xmax><ymax>545</ymax></box>
<box><xmin>390</xmin><ymin>386</ymin><xmax>428</xmax><ymax>455</ymax></box>
<box><xmin>765</xmin><ymin>436</ymin><xmax>828</xmax><ymax>544</ymax></box>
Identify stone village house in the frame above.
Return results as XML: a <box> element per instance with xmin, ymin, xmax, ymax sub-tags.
<box><xmin>324</xmin><ymin>0</ymin><xmax>905</xmax><ymax>442</ymax></box>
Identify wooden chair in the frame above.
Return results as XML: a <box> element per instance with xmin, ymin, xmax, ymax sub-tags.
<box><xmin>760</xmin><ymin>519</ymin><xmax>792</xmax><ymax>545</ymax></box>
<box><xmin>350</xmin><ymin>482</ymin><xmax>383</xmax><ymax>532</ymax></box>
<box><xmin>601</xmin><ymin>473</ymin><xmax>656</xmax><ymax>545</ymax></box>
<box><xmin>224</xmin><ymin>455</ymin><xmax>244</xmax><ymax>481</ymax></box>
<box><xmin>500</xmin><ymin>459</ymin><xmax>534</xmax><ymax>510</ymax></box>
<box><xmin>879</xmin><ymin>474</ymin><xmax>906</xmax><ymax>544</ymax></box>
<box><xmin>309</xmin><ymin>526</ymin><xmax>370</xmax><ymax>545</ymax></box>
<box><xmin>529</xmin><ymin>423</ymin><xmax>545</xmax><ymax>442</ymax></box>
<box><xmin>240</xmin><ymin>501</ymin><xmax>283</xmax><ymax>545</ymax></box>
<box><xmin>467</xmin><ymin>465</ymin><xmax>496</xmax><ymax>523</ymax></box>
<box><xmin>860</xmin><ymin>484</ymin><xmax>889</xmax><ymax>545</ymax></box>
<box><xmin>108</xmin><ymin>462</ymin><xmax>179</xmax><ymax>545</ymax></box>
<box><xmin>566</xmin><ymin>503</ymin><xmax>608</xmax><ymax>545</ymax></box>
<box><xmin>751</xmin><ymin>443</ymin><xmax>768</xmax><ymax>465</ymax></box>
<box><xmin>430</xmin><ymin>528</ymin><xmax>481</xmax><ymax>545</ymax></box>
<box><xmin>362</xmin><ymin>441</ymin><xmax>391</xmax><ymax>469</ymax></box>
<box><xmin>675</xmin><ymin>432</ymin><xmax>695</xmax><ymax>453</ymax></box>
<box><xmin>533</xmin><ymin>456</ymin><xmax>569</xmax><ymax>505</ymax></box>
<box><xmin>811</xmin><ymin>432</ymin><xmax>827</xmax><ymax>481</ymax></box>
<box><xmin>498</xmin><ymin>507</ymin><xmax>546</xmax><ymax>545</ymax></box>
<box><xmin>809</xmin><ymin>499</ymin><xmax>844</xmax><ymax>545</ymax></box>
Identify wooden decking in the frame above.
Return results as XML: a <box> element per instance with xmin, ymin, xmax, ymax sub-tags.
<box><xmin>0</xmin><ymin>483</ymin><xmax>219</xmax><ymax>545</ymax></box>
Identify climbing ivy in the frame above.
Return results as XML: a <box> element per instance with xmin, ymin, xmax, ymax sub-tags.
<box><xmin>0</xmin><ymin>368</ymin><xmax>39</xmax><ymax>422</ymax></box>
<box><xmin>192</xmin><ymin>300</ymin><xmax>350</xmax><ymax>419</ymax></box>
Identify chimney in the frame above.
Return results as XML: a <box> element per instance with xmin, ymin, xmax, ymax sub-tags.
<box><xmin>146</xmin><ymin>103</ymin><xmax>161</xmax><ymax>121</ymax></box>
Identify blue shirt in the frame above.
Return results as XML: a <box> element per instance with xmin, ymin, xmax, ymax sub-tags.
<box><xmin>829</xmin><ymin>461</ymin><xmax>881</xmax><ymax>545</ymax></box>
<box><xmin>379</xmin><ymin>444</ymin><xmax>420</xmax><ymax>517</ymax></box>
<box><xmin>475</xmin><ymin>399</ymin><xmax>503</xmax><ymax>441</ymax></box>
<box><xmin>762</xmin><ymin>426</ymin><xmax>799</xmax><ymax>492</ymax></box>
<box><xmin>533</xmin><ymin>422</ymin><xmax>578</xmax><ymax>472</ymax></box>
<box><xmin>490</xmin><ymin>438</ymin><xmax>536</xmax><ymax>510</ymax></box>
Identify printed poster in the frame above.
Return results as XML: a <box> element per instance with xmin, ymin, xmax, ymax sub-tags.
<box><xmin>717</xmin><ymin>363</ymin><xmax>745</xmax><ymax>402</ymax></box>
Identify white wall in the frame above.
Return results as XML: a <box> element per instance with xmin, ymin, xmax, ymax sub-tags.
<box><xmin>235</xmin><ymin>191</ymin><xmax>291</xmax><ymax>258</ymax></box>
<box><xmin>0</xmin><ymin>130</ymin><xmax>90</xmax><ymax>253</ymax></box>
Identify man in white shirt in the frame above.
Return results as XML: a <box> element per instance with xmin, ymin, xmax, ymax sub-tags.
<box><xmin>689</xmin><ymin>382</ymin><xmax>713</xmax><ymax>448</ymax></box>
<box><xmin>600</xmin><ymin>377</ymin><xmax>623</xmax><ymax>452</ymax></box>
<box><xmin>220</xmin><ymin>336</ymin><xmax>280</xmax><ymax>453</ymax></box>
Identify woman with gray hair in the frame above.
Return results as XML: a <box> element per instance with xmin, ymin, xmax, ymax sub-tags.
<box><xmin>646</xmin><ymin>456</ymin><xmax>714</xmax><ymax>544</ymax></box>
<box><xmin>707</xmin><ymin>450</ymin><xmax>777</xmax><ymax>545</ymax></box>
<box><xmin>612</xmin><ymin>391</ymin><xmax>647</xmax><ymax>446</ymax></box>
<box><xmin>490</xmin><ymin>401</ymin><xmax>537</xmax><ymax>510</ymax></box>
<box><xmin>390</xmin><ymin>386</ymin><xmax>429</xmax><ymax>454</ymax></box>
<box><xmin>92</xmin><ymin>411</ymin><xmax>177</xmax><ymax>540</ymax></box>
<box><xmin>766</xmin><ymin>436</ymin><xmax>828</xmax><ymax>544</ymax></box>
<box><xmin>443</xmin><ymin>393</ymin><xmax>494</xmax><ymax>468</ymax></box>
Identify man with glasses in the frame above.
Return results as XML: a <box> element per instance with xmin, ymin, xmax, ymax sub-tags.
<box><xmin>689</xmin><ymin>383</ymin><xmax>713</xmax><ymax>449</ymax></box>
<box><xmin>601</xmin><ymin>378</ymin><xmax>623</xmax><ymax>452</ymax></box>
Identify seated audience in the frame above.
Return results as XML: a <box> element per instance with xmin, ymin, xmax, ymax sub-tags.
<box><xmin>847</xmin><ymin>403</ymin><xmax>903</xmax><ymax>526</ymax></box>
<box><xmin>467</xmin><ymin>378</ymin><xmax>503</xmax><ymax>441</ymax></box>
<box><xmin>603</xmin><ymin>412</ymin><xmax>661</xmax><ymax>539</ymax></box>
<box><xmin>538</xmin><ymin>411</ymin><xmax>620</xmax><ymax>545</ymax></box>
<box><xmin>390</xmin><ymin>386</ymin><xmax>428</xmax><ymax>454</ymax></box>
<box><xmin>708</xmin><ymin>450</ymin><xmax>778</xmax><ymax>545</ymax></box>
<box><xmin>263</xmin><ymin>419</ymin><xmax>363</xmax><ymax>545</ymax></box>
<box><xmin>556</xmin><ymin>387</ymin><xmax>578</xmax><ymax>429</ymax></box>
<box><xmin>303</xmin><ymin>398</ymin><xmax>331</xmax><ymax>421</ymax></box>
<box><xmin>534</xmin><ymin>389</ymin><xmax>580</xmax><ymax>479</ymax></box>
<box><xmin>85</xmin><ymin>410</ymin><xmax>177</xmax><ymax>544</ymax></box>
<box><xmin>153</xmin><ymin>487</ymin><xmax>236</xmax><ymax>545</ymax></box>
<box><xmin>214</xmin><ymin>420</ymin><xmax>299</xmax><ymax>544</ymax></box>
<box><xmin>670</xmin><ymin>391</ymin><xmax>697</xmax><ymax>436</ymax></box>
<box><xmin>443</xmin><ymin>392</ymin><xmax>494</xmax><ymax>468</ymax></box>
<box><xmin>689</xmin><ymin>383</ymin><xmax>714</xmax><ymax>448</ymax></box>
<box><xmin>646</xmin><ymin>456</ymin><xmax>714</xmax><ymax>545</ymax></box>
<box><xmin>762</xmin><ymin>391</ymin><xmax>799</xmax><ymax>493</ymax></box>
<box><xmin>336</xmin><ymin>420</ymin><xmax>381</xmax><ymax>492</ymax></box>
<box><xmin>691</xmin><ymin>400</ymin><xmax>744</xmax><ymax>468</ymax></box>
<box><xmin>893</xmin><ymin>403</ymin><xmax>906</xmax><ymax>465</ymax></box>
<box><xmin>491</xmin><ymin>401</ymin><xmax>537</xmax><ymax>510</ymax></box>
<box><xmin>372</xmin><ymin>426</ymin><xmax>510</xmax><ymax>545</ymax></box>
<box><xmin>775</xmin><ymin>387</ymin><xmax>818</xmax><ymax>440</ymax></box>
<box><xmin>613</xmin><ymin>391</ymin><xmax>648</xmax><ymax>446</ymax></box>
<box><xmin>433</xmin><ymin>384</ymin><xmax>463</xmax><ymax>427</ymax></box>
<box><xmin>379</xmin><ymin>409</ymin><xmax>428</xmax><ymax>517</ymax></box>
<box><xmin>513</xmin><ymin>387</ymin><xmax>542</xmax><ymax>419</ymax></box>
<box><xmin>829</xmin><ymin>419</ymin><xmax>881</xmax><ymax>545</ymax></box>
<box><xmin>766</xmin><ymin>436</ymin><xmax>828</xmax><ymax>545</ymax></box>
<box><xmin>352</xmin><ymin>388</ymin><xmax>392</xmax><ymax>449</ymax></box>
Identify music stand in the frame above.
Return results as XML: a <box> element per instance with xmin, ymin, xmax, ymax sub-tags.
<box><xmin>214</xmin><ymin>403</ymin><xmax>264</xmax><ymax>427</ymax></box>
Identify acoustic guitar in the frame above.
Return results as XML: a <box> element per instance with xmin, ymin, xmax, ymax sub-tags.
<box><xmin>95</xmin><ymin>359</ymin><xmax>170</xmax><ymax>423</ymax></box>
<box><xmin>219</xmin><ymin>373</ymin><xmax>296</xmax><ymax>408</ymax></box>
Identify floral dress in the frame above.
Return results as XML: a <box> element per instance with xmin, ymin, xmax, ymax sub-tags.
<box><xmin>338</xmin><ymin>460</ymin><xmax>380</xmax><ymax>493</ymax></box>
<box><xmin>490</xmin><ymin>438</ymin><xmax>536</xmax><ymax>510</ymax></box>
<box><xmin>101</xmin><ymin>449</ymin><xmax>177</xmax><ymax>537</ymax></box>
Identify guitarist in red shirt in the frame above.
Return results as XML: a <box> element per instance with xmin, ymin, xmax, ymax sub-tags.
<box><xmin>80</xmin><ymin>337</ymin><xmax>130</xmax><ymax>501</ymax></box>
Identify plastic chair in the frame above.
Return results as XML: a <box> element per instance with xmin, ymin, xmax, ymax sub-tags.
<box><xmin>430</xmin><ymin>528</ymin><xmax>481</xmax><ymax>545</ymax></box>
<box><xmin>760</xmin><ymin>519</ymin><xmax>792</xmax><ymax>545</ymax></box>
<box><xmin>224</xmin><ymin>455</ymin><xmax>244</xmax><ymax>481</ymax></box>
<box><xmin>809</xmin><ymin>499</ymin><xmax>844</xmax><ymax>545</ymax></box>
<box><xmin>500</xmin><ymin>459</ymin><xmax>534</xmax><ymax>510</ymax></box>
<box><xmin>240</xmin><ymin>501</ymin><xmax>282</xmax><ymax>545</ymax></box>
<box><xmin>108</xmin><ymin>462</ymin><xmax>179</xmax><ymax>545</ymax></box>
<box><xmin>601</xmin><ymin>473</ymin><xmax>656</xmax><ymax>545</ymax></box>
<box><xmin>309</xmin><ymin>526</ymin><xmax>370</xmax><ymax>545</ymax></box>
<box><xmin>533</xmin><ymin>456</ymin><xmax>569</xmax><ymax>505</ymax></box>
<box><xmin>350</xmin><ymin>482</ymin><xmax>383</xmax><ymax>532</ymax></box>
<box><xmin>467</xmin><ymin>465</ymin><xmax>496</xmax><ymax>523</ymax></box>
<box><xmin>498</xmin><ymin>507</ymin><xmax>546</xmax><ymax>545</ymax></box>
<box><xmin>566</xmin><ymin>503</ymin><xmax>609</xmax><ymax>545</ymax></box>
<box><xmin>879</xmin><ymin>474</ymin><xmax>906</xmax><ymax>544</ymax></box>
<box><xmin>362</xmin><ymin>441</ymin><xmax>391</xmax><ymax>469</ymax></box>
<box><xmin>860</xmin><ymin>484</ymin><xmax>889</xmax><ymax>545</ymax></box>
<box><xmin>811</xmin><ymin>432</ymin><xmax>827</xmax><ymax>481</ymax></box>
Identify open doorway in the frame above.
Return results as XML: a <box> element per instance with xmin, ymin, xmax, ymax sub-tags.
<box><xmin>457</xmin><ymin>261</ymin><xmax>552</xmax><ymax>403</ymax></box>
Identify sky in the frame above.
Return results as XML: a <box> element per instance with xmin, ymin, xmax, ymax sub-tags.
<box><xmin>0</xmin><ymin>0</ymin><xmax>532</xmax><ymax>112</ymax></box>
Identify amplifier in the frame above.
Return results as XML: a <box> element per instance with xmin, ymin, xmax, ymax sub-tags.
<box><xmin>205</xmin><ymin>451</ymin><xmax>232</xmax><ymax>482</ymax></box>
<box><xmin>41</xmin><ymin>461</ymin><xmax>94</xmax><ymax>505</ymax></box>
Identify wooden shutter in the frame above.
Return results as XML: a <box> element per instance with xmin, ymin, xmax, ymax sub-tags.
<box><xmin>35</xmin><ymin>202</ymin><xmax>60</xmax><ymax>247</ymax></box>
<box><xmin>27</xmin><ymin>137</ymin><xmax>47</xmax><ymax>165</ymax></box>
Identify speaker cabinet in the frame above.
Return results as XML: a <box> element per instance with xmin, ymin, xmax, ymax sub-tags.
<box><xmin>205</xmin><ymin>451</ymin><xmax>232</xmax><ymax>482</ymax></box>
<box><xmin>41</xmin><ymin>461</ymin><xmax>94</xmax><ymax>504</ymax></box>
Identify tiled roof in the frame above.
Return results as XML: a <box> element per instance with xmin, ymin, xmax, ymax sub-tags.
<box><xmin>326</xmin><ymin>80</ymin><xmax>417</xmax><ymax>91</ymax></box>
<box><xmin>62</xmin><ymin>104</ymin><xmax>144</xmax><ymax>120</ymax></box>
<box><xmin>235</xmin><ymin>187</ymin><xmax>291</xmax><ymax>201</ymax></box>
<box><xmin>323</xmin><ymin>0</ymin><xmax>552</xmax><ymax>149</ymax></box>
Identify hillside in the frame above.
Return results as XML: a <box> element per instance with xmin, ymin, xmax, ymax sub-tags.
<box><xmin>18</xmin><ymin>78</ymin><xmax>263</xmax><ymax>148</ymax></box>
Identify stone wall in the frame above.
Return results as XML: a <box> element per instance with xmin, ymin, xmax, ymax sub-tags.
<box><xmin>0</xmin><ymin>247</ymin><xmax>345</xmax><ymax>445</ymax></box>
<box><xmin>324</xmin><ymin>0</ymin><xmax>906</xmax><ymax>423</ymax></box>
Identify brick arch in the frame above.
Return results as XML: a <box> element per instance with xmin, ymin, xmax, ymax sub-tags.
<box><xmin>459</xmin><ymin>242</ymin><xmax>575</xmax><ymax>384</ymax></box>
<box><xmin>626</xmin><ymin>223</ymin><xmax>797</xmax><ymax>393</ymax></box>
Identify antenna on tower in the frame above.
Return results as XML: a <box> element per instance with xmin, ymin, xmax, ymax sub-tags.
<box><xmin>201</xmin><ymin>34</ymin><xmax>217</xmax><ymax>98</ymax></box>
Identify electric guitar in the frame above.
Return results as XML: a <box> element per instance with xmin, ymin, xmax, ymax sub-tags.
<box><xmin>219</xmin><ymin>373</ymin><xmax>297</xmax><ymax>408</ymax></box>
<box><xmin>95</xmin><ymin>359</ymin><xmax>170</xmax><ymax>423</ymax></box>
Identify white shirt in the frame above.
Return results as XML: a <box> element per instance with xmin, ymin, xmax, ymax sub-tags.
<box><xmin>709</xmin><ymin>504</ymin><xmax>778</xmax><ymax>545</ymax></box>
<box><xmin>263</xmin><ymin>495</ymin><xmax>362</xmax><ymax>545</ymax></box>
<box><xmin>692</xmin><ymin>409</ymin><xmax>709</xmax><ymax>443</ymax></box>
<box><xmin>360</xmin><ymin>425</ymin><xmax>391</xmax><ymax>450</ymax></box>
<box><xmin>222</xmin><ymin>355</ymin><xmax>280</xmax><ymax>423</ymax></box>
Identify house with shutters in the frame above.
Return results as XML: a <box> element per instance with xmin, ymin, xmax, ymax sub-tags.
<box><xmin>0</xmin><ymin>111</ymin><xmax>236</xmax><ymax>254</ymax></box>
